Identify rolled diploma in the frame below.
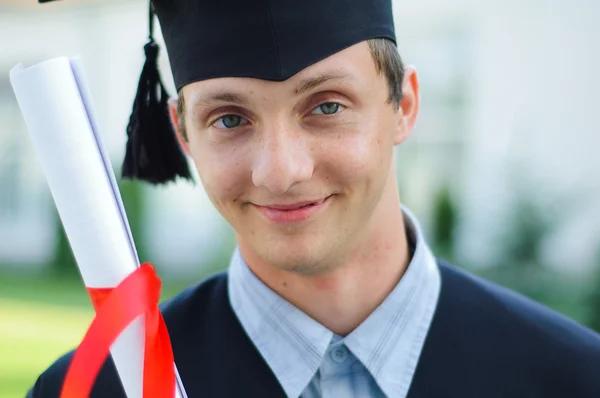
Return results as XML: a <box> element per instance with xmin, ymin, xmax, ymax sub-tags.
<box><xmin>10</xmin><ymin>57</ymin><xmax>186</xmax><ymax>398</ymax></box>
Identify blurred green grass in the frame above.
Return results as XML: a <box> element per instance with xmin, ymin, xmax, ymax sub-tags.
<box><xmin>0</xmin><ymin>298</ymin><xmax>90</xmax><ymax>397</ymax></box>
<box><xmin>0</xmin><ymin>273</ymin><xmax>191</xmax><ymax>398</ymax></box>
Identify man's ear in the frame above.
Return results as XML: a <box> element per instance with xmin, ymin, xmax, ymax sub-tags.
<box><xmin>168</xmin><ymin>97</ymin><xmax>191</xmax><ymax>155</ymax></box>
<box><xmin>394</xmin><ymin>66</ymin><xmax>420</xmax><ymax>145</ymax></box>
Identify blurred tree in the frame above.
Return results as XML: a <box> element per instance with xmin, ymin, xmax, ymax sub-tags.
<box><xmin>497</xmin><ymin>197</ymin><xmax>552</xmax><ymax>270</ymax></box>
<box><xmin>430</xmin><ymin>186</ymin><xmax>458</xmax><ymax>263</ymax></box>
<box><xmin>118</xmin><ymin>179</ymin><xmax>149</xmax><ymax>263</ymax></box>
<box><xmin>482</xmin><ymin>193</ymin><xmax>557</xmax><ymax>295</ymax></box>
<box><xmin>50</xmin><ymin>213</ymin><xmax>78</xmax><ymax>278</ymax></box>
<box><xmin>587</xmin><ymin>247</ymin><xmax>600</xmax><ymax>332</ymax></box>
<box><xmin>475</xmin><ymin>185</ymin><xmax>593</xmax><ymax>325</ymax></box>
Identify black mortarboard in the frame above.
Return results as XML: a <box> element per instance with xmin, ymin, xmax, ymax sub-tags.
<box><xmin>40</xmin><ymin>0</ymin><xmax>397</xmax><ymax>184</ymax></box>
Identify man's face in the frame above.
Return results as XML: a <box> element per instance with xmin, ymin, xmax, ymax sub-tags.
<box><xmin>175</xmin><ymin>42</ymin><xmax>417</xmax><ymax>275</ymax></box>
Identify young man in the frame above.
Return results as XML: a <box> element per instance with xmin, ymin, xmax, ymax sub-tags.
<box><xmin>30</xmin><ymin>0</ymin><xmax>600</xmax><ymax>397</ymax></box>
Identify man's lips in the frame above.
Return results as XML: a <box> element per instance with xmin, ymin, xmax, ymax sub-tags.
<box><xmin>257</xmin><ymin>198</ymin><xmax>328</xmax><ymax>210</ymax></box>
<box><xmin>251</xmin><ymin>195</ymin><xmax>333</xmax><ymax>223</ymax></box>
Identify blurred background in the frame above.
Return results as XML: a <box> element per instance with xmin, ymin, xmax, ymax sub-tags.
<box><xmin>1</xmin><ymin>0</ymin><xmax>599</xmax><ymax>396</ymax></box>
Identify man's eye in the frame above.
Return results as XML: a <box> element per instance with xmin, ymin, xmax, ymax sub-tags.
<box><xmin>214</xmin><ymin>115</ymin><xmax>244</xmax><ymax>129</ymax></box>
<box><xmin>311</xmin><ymin>103</ymin><xmax>343</xmax><ymax>115</ymax></box>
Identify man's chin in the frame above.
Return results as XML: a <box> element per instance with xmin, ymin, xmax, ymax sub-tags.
<box><xmin>238</xmin><ymin>224</ymin><xmax>341</xmax><ymax>274</ymax></box>
<box><xmin>255</xmin><ymin>244</ymin><xmax>339</xmax><ymax>276</ymax></box>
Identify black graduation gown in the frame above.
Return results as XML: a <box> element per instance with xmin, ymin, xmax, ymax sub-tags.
<box><xmin>27</xmin><ymin>261</ymin><xmax>600</xmax><ymax>397</ymax></box>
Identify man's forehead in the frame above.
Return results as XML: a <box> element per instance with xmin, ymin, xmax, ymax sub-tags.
<box><xmin>187</xmin><ymin>69</ymin><xmax>350</xmax><ymax>98</ymax></box>
<box><xmin>184</xmin><ymin>42</ymin><xmax>374</xmax><ymax>106</ymax></box>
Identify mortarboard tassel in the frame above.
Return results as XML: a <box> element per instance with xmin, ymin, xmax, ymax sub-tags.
<box><xmin>122</xmin><ymin>2</ymin><xmax>192</xmax><ymax>184</ymax></box>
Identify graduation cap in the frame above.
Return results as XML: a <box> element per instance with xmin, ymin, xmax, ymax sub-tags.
<box><xmin>40</xmin><ymin>0</ymin><xmax>397</xmax><ymax>184</ymax></box>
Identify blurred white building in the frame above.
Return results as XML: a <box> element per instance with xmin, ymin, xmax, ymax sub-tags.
<box><xmin>0</xmin><ymin>0</ymin><xmax>599</xmax><ymax>274</ymax></box>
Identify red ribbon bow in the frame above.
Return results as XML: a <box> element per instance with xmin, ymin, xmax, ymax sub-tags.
<box><xmin>60</xmin><ymin>263</ymin><xmax>176</xmax><ymax>398</ymax></box>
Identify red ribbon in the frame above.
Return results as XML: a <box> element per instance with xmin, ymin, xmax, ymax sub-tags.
<box><xmin>60</xmin><ymin>263</ymin><xmax>175</xmax><ymax>398</ymax></box>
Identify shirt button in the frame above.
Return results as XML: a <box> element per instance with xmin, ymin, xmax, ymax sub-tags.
<box><xmin>330</xmin><ymin>346</ymin><xmax>349</xmax><ymax>363</ymax></box>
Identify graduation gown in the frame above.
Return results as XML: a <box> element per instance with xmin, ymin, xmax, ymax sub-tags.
<box><xmin>28</xmin><ymin>261</ymin><xmax>600</xmax><ymax>398</ymax></box>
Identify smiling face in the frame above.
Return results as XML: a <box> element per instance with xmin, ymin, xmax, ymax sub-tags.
<box><xmin>172</xmin><ymin>41</ymin><xmax>418</xmax><ymax>275</ymax></box>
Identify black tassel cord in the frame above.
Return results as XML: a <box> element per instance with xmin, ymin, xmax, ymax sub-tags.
<box><xmin>122</xmin><ymin>3</ymin><xmax>192</xmax><ymax>184</ymax></box>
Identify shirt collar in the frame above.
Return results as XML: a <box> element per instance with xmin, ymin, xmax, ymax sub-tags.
<box><xmin>228</xmin><ymin>206</ymin><xmax>441</xmax><ymax>398</ymax></box>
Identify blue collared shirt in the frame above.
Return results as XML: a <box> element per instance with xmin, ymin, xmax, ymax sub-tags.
<box><xmin>228</xmin><ymin>207</ymin><xmax>441</xmax><ymax>398</ymax></box>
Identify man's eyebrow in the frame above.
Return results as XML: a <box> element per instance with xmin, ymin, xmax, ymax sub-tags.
<box><xmin>293</xmin><ymin>72</ymin><xmax>353</xmax><ymax>96</ymax></box>
<box><xmin>191</xmin><ymin>91</ymin><xmax>250</xmax><ymax>109</ymax></box>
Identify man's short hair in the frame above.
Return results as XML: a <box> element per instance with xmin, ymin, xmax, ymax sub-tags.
<box><xmin>177</xmin><ymin>38</ymin><xmax>404</xmax><ymax>141</ymax></box>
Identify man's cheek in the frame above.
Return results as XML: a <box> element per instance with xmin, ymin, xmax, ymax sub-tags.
<box><xmin>211</xmin><ymin>174</ymin><xmax>243</xmax><ymax>197</ymax></box>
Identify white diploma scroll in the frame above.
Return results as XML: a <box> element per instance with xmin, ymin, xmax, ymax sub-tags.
<box><xmin>10</xmin><ymin>57</ymin><xmax>187</xmax><ymax>398</ymax></box>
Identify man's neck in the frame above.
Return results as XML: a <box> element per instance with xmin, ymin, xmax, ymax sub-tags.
<box><xmin>240</xmin><ymin>189</ymin><xmax>410</xmax><ymax>336</ymax></box>
<box><xmin>279</xmin><ymin>232</ymin><xmax>409</xmax><ymax>336</ymax></box>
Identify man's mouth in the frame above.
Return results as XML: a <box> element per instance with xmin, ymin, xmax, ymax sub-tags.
<box><xmin>262</xmin><ymin>198</ymin><xmax>327</xmax><ymax>211</ymax></box>
<box><xmin>253</xmin><ymin>196</ymin><xmax>332</xmax><ymax>223</ymax></box>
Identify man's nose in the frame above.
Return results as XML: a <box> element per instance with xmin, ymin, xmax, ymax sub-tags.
<box><xmin>251</xmin><ymin>123</ymin><xmax>314</xmax><ymax>195</ymax></box>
